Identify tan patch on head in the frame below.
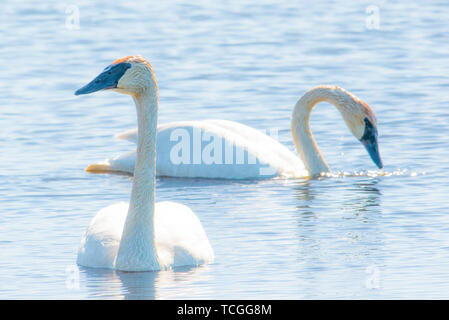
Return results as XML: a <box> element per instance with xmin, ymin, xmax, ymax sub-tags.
<box><xmin>112</xmin><ymin>55</ymin><xmax>154</xmax><ymax>70</ymax></box>
<box><xmin>112</xmin><ymin>56</ymin><xmax>133</xmax><ymax>64</ymax></box>
<box><xmin>112</xmin><ymin>55</ymin><xmax>157</xmax><ymax>93</ymax></box>
<box><xmin>359</xmin><ymin>99</ymin><xmax>377</xmax><ymax>124</ymax></box>
<box><xmin>338</xmin><ymin>87</ymin><xmax>377</xmax><ymax>125</ymax></box>
<box><xmin>328</xmin><ymin>86</ymin><xmax>378</xmax><ymax>139</ymax></box>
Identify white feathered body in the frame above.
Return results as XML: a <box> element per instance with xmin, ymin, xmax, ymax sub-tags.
<box><xmin>97</xmin><ymin>120</ymin><xmax>306</xmax><ymax>179</ymax></box>
<box><xmin>77</xmin><ymin>201</ymin><xmax>214</xmax><ymax>270</ymax></box>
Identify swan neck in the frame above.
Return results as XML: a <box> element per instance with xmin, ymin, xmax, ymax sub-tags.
<box><xmin>115</xmin><ymin>88</ymin><xmax>160</xmax><ymax>271</ymax></box>
<box><xmin>131</xmin><ymin>89</ymin><xmax>158</xmax><ymax>212</ymax></box>
<box><xmin>291</xmin><ymin>88</ymin><xmax>345</xmax><ymax>176</ymax></box>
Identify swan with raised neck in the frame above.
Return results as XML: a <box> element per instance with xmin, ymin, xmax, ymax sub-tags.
<box><xmin>75</xmin><ymin>55</ymin><xmax>214</xmax><ymax>271</ymax></box>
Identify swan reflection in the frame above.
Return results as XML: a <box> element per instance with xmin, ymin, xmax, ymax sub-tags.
<box><xmin>79</xmin><ymin>264</ymin><xmax>211</xmax><ymax>299</ymax></box>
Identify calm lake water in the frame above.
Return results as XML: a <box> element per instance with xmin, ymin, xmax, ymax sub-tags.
<box><xmin>1</xmin><ymin>0</ymin><xmax>449</xmax><ymax>299</ymax></box>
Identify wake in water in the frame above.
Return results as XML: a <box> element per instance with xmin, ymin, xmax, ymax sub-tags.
<box><xmin>318</xmin><ymin>168</ymin><xmax>426</xmax><ymax>179</ymax></box>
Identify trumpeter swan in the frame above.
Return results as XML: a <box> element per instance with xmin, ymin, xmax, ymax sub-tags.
<box><xmin>75</xmin><ymin>55</ymin><xmax>214</xmax><ymax>271</ymax></box>
<box><xmin>86</xmin><ymin>85</ymin><xmax>383</xmax><ymax>179</ymax></box>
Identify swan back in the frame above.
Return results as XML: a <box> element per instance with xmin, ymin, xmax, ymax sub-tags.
<box><xmin>156</xmin><ymin>120</ymin><xmax>305</xmax><ymax>179</ymax></box>
<box><xmin>77</xmin><ymin>202</ymin><xmax>128</xmax><ymax>269</ymax></box>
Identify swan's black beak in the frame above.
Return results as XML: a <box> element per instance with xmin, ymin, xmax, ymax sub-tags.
<box><xmin>360</xmin><ymin>118</ymin><xmax>383</xmax><ymax>169</ymax></box>
<box><xmin>75</xmin><ymin>62</ymin><xmax>131</xmax><ymax>95</ymax></box>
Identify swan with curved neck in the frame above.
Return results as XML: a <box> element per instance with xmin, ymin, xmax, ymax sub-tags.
<box><xmin>291</xmin><ymin>85</ymin><xmax>382</xmax><ymax>176</ymax></box>
<box><xmin>75</xmin><ymin>55</ymin><xmax>214</xmax><ymax>271</ymax></box>
<box><xmin>85</xmin><ymin>86</ymin><xmax>382</xmax><ymax>179</ymax></box>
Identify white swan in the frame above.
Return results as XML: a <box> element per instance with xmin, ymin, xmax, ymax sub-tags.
<box><xmin>74</xmin><ymin>55</ymin><xmax>214</xmax><ymax>271</ymax></box>
<box><xmin>86</xmin><ymin>85</ymin><xmax>383</xmax><ymax>179</ymax></box>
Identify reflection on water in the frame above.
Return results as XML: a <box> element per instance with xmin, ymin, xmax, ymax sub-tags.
<box><xmin>348</xmin><ymin>180</ymin><xmax>381</xmax><ymax>215</ymax></box>
<box><xmin>81</xmin><ymin>265</ymin><xmax>212</xmax><ymax>299</ymax></box>
<box><xmin>294</xmin><ymin>176</ymin><xmax>381</xmax><ymax>216</ymax></box>
<box><xmin>292</xmin><ymin>177</ymin><xmax>385</xmax><ymax>298</ymax></box>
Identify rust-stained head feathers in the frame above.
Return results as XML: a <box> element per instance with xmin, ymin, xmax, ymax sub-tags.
<box><xmin>75</xmin><ymin>55</ymin><xmax>157</xmax><ymax>97</ymax></box>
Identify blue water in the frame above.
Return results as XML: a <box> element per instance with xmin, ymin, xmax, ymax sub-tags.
<box><xmin>1</xmin><ymin>0</ymin><xmax>449</xmax><ymax>299</ymax></box>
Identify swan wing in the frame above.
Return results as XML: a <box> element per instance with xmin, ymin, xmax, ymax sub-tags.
<box><xmin>204</xmin><ymin>119</ymin><xmax>305</xmax><ymax>176</ymax></box>
<box><xmin>88</xmin><ymin>120</ymin><xmax>306</xmax><ymax>178</ymax></box>
<box><xmin>154</xmin><ymin>201</ymin><xmax>214</xmax><ymax>268</ymax></box>
<box><xmin>115</xmin><ymin>128</ymin><xmax>138</xmax><ymax>143</ymax></box>
<box><xmin>155</xmin><ymin>120</ymin><xmax>305</xmax><ymax>178</ymax></box>
<box><xmin>76</xmin><ymin>202</ymin><xmax>128</xmax><ymax>269</ymax></box>
<box><xmin>76</xmin><ymin>201</ymin><xmax>213</xmax><ymax>269</ymax></box>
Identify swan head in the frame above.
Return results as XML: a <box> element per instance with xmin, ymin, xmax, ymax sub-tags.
<box><xmin>75</xmin><ymin>55</ymin><xmax>156</xmax><ymax>97</ymax></box>
<box><xmin>335</xmin><ymin>87</ymin><xmax>383</xmax><ymax>169</ymax></box>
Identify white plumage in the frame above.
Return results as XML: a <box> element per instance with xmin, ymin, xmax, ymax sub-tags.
<box><xmin>77</xmin><ymin>201</ymin><xmax>214</xmax><ymax>269</ymax></box>
<box><xmin>88</xmin><ymin>119</ymin><xmax>307</xmax><ymax>179</ymax></box>
<box><xmin>87</xmin><ymin>86</ymin><xmax>382</xmax><ymax>179</ymax></box>
<box><xmin>75</xmin><ymin>55</ymin><xmax>214</xmax><ymax>271</ymax></box>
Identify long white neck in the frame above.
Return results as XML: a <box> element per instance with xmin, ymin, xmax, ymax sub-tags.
<box><xmin>291</xmin><ymin>86</ymin><xmax>350</xmax><ymax>177</ymax></box>
<box><xmin>115</xmin><ymin>88</ymin><xmax>159</xmax><ymax>271</ymax></box>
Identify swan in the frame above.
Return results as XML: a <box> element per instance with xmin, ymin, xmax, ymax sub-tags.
<box><xmin>74</xmin><ymin>55</ymin><xmax>214</xmax><ymax>271</ymax></box>
<box><xmin>86</xmin><ymin>85</ymin><xmax>383</xmax><ymax>179</ymax></box>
